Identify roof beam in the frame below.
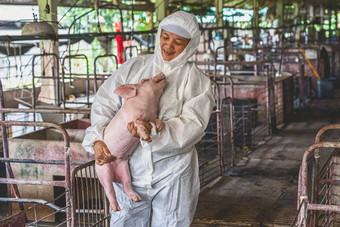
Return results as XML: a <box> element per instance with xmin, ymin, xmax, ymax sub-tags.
<box><xmin>0</xmin><ymin>0</ymin><xmax>37</xmax><ymax>5</ymax></box>
<box><xmin>0</xmin><ymin>0</ymin><xmax>155</xmax><ymax>11</ymax></box>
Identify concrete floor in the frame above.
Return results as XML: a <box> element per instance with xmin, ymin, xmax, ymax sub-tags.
<box><xmin>192</xmin><ymin>90</ymin><xmax>340</xmax><ymax>227</ymax></box>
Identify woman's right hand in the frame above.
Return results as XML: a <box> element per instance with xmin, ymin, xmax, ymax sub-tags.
<box><xmin>93</xmin><ymin>141</ymin><xmax>116</xmax><ymax>165</ymax></box>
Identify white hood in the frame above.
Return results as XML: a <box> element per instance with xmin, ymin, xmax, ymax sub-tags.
<box><xmin>153</xmin><ymin>11</ymin><xmax>200</xmax><ymax>72</ymax></box>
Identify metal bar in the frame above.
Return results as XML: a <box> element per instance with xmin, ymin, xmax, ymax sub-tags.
<box><xmin>315</xmin><ymin>124</ymin><xmax>340</xmax><ymax>143</ymax></box>
<box><xmin>308</xmin><ymin>203</ymin><xmax>340</xmax><ymax>212</ymax></box>
<box><xmin>298</xmin><ymin>142</ymin><xmax>340</xmax><ymax>207</ymax></box>
<box><xmin>0</xmin><ymin>107</ymin><xmax>90</xmax><ymax>114</ymax></box>
<box><xmin>0</xmin><ymin>120</ymin><xmax>72</xmax><ymax>226</ymax></box>
<box><xmin>0</xmin><ymin>198</ymin><xmax>65</xmax><ymax>211</ymax></box>
<box><xmin>0</xmin><ymin>178</ymin><xmax>66</xmax><ymax>187</ymax></box>
<box><xmin>0</xmin><ymin>80</ymin><xmax>26</xmax><ymax>219</ymax></box>
<box><xmin>93</xmin><ymin>54</ymin><xmax>118</xmax><ymax>93</ymax></box>
<box><xmin>310</xmin><ymin>124</ymin><xmax>340</xmax><ymax>226</ymax></box>
<box><xmin>0</xmin><ymin>158</ymin><xmax>88</xmax><ymax>165</ymax></box>
<box><xmin>32</xmin><ymin>53</ymin><xmax>61</xmax><ymax>107</ymax></box>
<box><xmin>0</xmin><ymin>29</ymin><xmax>158</xmax><ymax>42</ymax></box>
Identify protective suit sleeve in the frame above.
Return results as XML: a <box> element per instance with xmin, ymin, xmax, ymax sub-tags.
<box><xmin>141</xmin><ymin>67</ymin><xmax>215</xmax><ymax>153</ymax></box>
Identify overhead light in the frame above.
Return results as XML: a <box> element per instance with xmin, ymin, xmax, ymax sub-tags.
<box><xmin>21</xmin><ymin>22</ymin><xmax>56</xmax><ymax>37</ymax></box>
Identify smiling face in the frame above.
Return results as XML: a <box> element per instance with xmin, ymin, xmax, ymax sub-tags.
<box><xmin>160</xmin><ymin>30</ymin><xmax>190</xmax><ymax>61</ymax></box>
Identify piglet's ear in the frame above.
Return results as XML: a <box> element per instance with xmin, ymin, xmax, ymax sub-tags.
<box><xmin>114</xmin><ymin>84</ymin><xmax>137</xmax><ymax>100</ymax></box>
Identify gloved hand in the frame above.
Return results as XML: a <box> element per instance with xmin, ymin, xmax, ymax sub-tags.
<box><xmin>93</xmin><ymin>140</ymin><xmax>116</xmax><ymax>165</ymax></box>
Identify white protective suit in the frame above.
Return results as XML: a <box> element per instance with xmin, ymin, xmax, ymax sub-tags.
<box><xmin>82</xmin><ymin>11</ymin><xmax>215</xmax><ymax>227</ymax></box>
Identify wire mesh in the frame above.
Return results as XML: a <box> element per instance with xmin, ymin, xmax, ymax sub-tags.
<box><xmin>71</xmin><ymin>160</ymin><xmax>110</xmax><ymax>227</ymax></box>
<box><xmin>197</xmin><ymin>110</ymin><xmax>221</xmax><ymax>187</ymax></box>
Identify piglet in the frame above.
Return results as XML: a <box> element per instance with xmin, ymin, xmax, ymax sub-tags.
<box><xmin>95</xmin><ymin>72</ymin><xmax>166</xmax><ymax>212</ymax></box>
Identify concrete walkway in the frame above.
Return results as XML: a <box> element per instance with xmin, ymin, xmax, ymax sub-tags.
<box><xmin>192</xmin><ymin>92</ymin><xmax>340</xmax><ymax>226</ymax></box>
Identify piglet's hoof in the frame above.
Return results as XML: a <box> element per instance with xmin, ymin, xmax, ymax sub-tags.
<box><xmin>140</xmin><ymin>135</ymin><xmax>152</xmax><ymax>142</ymax></box>
<box><xmin>110</xmin><ymin>206</ymin><xmax>121</xmax><ymax>212</ymax></box>
<box><xmin>128</xmin><ymin>193</ymin><xmax>142</xmax><ymax>202</ymax></box>
<box><xmin>135</xmin><ymin>120</ymin><xmax>153</xmax><ymax>133</ymax></box>
<box><xmin>127</xmin><ymin>120</ymin><xmax>153</xmax><ymax>142</ymax></box>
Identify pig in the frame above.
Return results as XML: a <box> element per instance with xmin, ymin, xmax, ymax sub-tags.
<box><xmin>95</xmin><ymin>72</ymin><xmax>166</xmax><ymax>212</ymax></box>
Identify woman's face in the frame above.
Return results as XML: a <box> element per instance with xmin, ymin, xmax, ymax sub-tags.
<box><xmin>160</xmin><ymin>30</ymin><xmax>190</xmax><ymax>61</ymax></box>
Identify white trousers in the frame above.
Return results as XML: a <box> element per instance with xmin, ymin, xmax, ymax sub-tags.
<box><xmin>110</xmin><ymin>167</ymin><xmax>200</xmax><ymax>227</ymax></box>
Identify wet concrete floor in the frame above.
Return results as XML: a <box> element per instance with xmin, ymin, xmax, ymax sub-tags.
<box><xmin>192</xmin><ymin>91</ymin><xmax>340</xmax><ymax>227</ymax></box>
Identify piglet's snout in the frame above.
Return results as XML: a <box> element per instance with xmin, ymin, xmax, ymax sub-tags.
<box><xmin>152</xmin><ymin>73</ymin><xmax>166</xmax><ymax>83</ymax></box>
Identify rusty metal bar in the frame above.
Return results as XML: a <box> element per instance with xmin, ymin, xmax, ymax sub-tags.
<box><xmin>0</xmin><ymin>120</ymin><xmax>72</xmax><ymax>226</ymax></box>
<box><xmin>0</xmin><ymin>157</ymin><xmax>87</xmax><ymax>165</ymax></box>
<box><xmin>0</xmin><ymin>80</ymin><xmax>26</xmax><ymax>219</ymax></box>
<box><xmin>208</xmin><ymin>74</ymin><xmax>235</xmax><ymax>167</ymax></box>
<box><xmin>0</xmin><ymin>178</ymin><xmax>66</xmax><ymax>187</ymax></box>
<box><xmin>71</xmin><ymin>160</ymin><xmax>110</xmax><ymax>226</ymax></box>
<box><xmin>197</xmin><ymin>60</ymin><xmax>275</xmax><ymax>69</ymax></box>
<box><xmin>32</xmin><ymin>53</ymin><xmax>61</xmax><ymax>108</ymax></box>
<box><xmin>308</xmin><ymin>203</ymin><xmax>340</xmax><ymax>212</ymax></box>
<box><xmin>318</xmin><ymin>179</ymin><xmax>340</xmax><ymax>185</ymax></box>
<box><xmin>0</xmin><ymin>198</ymin><xmax>65</xmax><ymax>211</ymax></box>
<box><xmin>310</xmin><ymin>124</ymin><xmax>340</xmax><ymax>226</ymax></box>
<box><xmin>210</xmin><ymin>81</ymin><xmax>222</xmax><ymax>174</ymax></box>
<box><xmin>0</xmin><ymin>121</ymin><xmax>69</xmax><ymax>146</ymax></box>
<box><xmin>298</xmin><ymin>141</ymin><xmax>340</xmax><ymax>207</ymax></box>
<box><xmin>62</xmin><ymin>54</ymin><xmax>90</xmax><ymax>109</ymax></box>
<box><xmin>0</xmin><ymin>107</ymin><xmax>90</xmax><ymax>114</ymax></box>
<box><xmin>265</xmin><ymin>64</ymin><xmax>276</xmax><ymax>135</ymax></box>
<box><xmin>315</xmin><ymin>124</ymin><xmax>340</xmax><ymax>143</ymax></box>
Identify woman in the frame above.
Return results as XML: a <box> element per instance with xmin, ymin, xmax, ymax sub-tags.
<box><xmin>82</xmin><ymin>10</ymin><xmax>215</xmax><ymax>226</ymax></box>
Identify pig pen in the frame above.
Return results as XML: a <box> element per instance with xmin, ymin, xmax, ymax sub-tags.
<box><xmin>293</xmin><ymin>124</ymin><xmax>340</xmax><ymax>227</ymax></box>
<box><xmin>7</xmin><ymin>119</ymin><xmax>94</xmax><ymax>222</ymax></box>
<box><xmin>192</xmin><ymin>60</ymin><xmax>295</xmax><ymax>183</ymax></box>
<box><xmin>0</xmin><ymin>112</ymin><xmax>111</xmax><ymax>226</ymax></box>
<box><xmin>206</xmin><ymin>71</ymin><xmax>293</xmax><ymax>171</ymax></box>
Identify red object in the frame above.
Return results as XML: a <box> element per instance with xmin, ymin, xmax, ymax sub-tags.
<box><xmin>115</xmin><ymin>22</ymin><xmax>124</xmax><ymax>64</ymax></box>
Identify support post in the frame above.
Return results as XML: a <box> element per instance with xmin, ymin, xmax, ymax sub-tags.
<box><xmin>38</xmin><ymin>0</ymin><xmax>60</xmax><ymax>106</ymax></box>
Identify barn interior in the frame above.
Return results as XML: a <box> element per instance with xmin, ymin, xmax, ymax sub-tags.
<box><xmin>0</xmin><ymin>0</ymin><xmax>340</xmax><ymax>226</ymax></box>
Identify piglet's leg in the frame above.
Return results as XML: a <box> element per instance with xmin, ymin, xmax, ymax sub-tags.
<box><xmin>128</xmin><ymin>120</ymin><xmax>153</xmax><ymax>142</ymax></box>
<box><xmin>115</xmin><ymin>160</ymin><xmax>142</xmax><ymax>202</ymax></box>
<box><xmin>95</xmin><ymin>163</ymin><xmax>120</xmax><ymax>211</ymax></box>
